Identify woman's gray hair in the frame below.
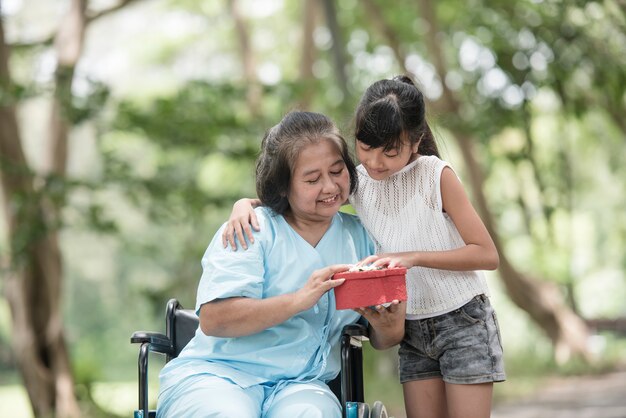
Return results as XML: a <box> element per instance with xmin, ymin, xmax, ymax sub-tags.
<box><xmin>256</xmin><ymin>111</ymin><xmax>357</xmax><ymax>215</ymax></box>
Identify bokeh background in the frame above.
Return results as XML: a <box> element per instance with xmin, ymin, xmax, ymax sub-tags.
<box><xmin>1</xmin><ymin>0</ymin><xmax>625</xmax><ymax>417</ymax></box>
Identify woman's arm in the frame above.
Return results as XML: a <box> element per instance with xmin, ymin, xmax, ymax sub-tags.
<box><xmin>199</xmin><ymin>264</ymin><xmax>349</xmax><ymax>337</ymax></box>
<box><xmin>221</xmin><ymin>198</ymin><xmax>262</xmax><ymax>250</ymax></box>
<box><xmin>365</xmin><ymin>167</ymin><xmax>499</xmax><ymax>272</ymax></box>
<box><xmin>355</xmin><ymin>301</ymin><xmax>406</xmax><ymax>350</ymax></box>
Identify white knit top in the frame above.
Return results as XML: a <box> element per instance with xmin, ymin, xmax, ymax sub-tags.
<box><xmin>350</xmin><ymin>155</ymin><xmax>489</xmax><ymax>317</ymax></box>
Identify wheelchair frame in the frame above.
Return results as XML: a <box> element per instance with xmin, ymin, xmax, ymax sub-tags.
<box><xmin>130</xmin><ymin>298</ymin><xmax>369</xmax><ymax>418</ymax></box>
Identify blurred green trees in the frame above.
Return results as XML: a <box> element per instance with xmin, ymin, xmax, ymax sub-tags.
<box><xmin>1</xmin><ymin>0</ymin><xmax>625</xmax><ymax>416</ymax></box>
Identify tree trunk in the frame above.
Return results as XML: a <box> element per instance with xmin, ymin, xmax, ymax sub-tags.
<box><xmin>228</xmin><ymin>0</ymin><xmax>261</xmax><ymax>117</ymax></box>
<box><xmin>0</xmin><ymin>1</ymin><xmax>85</xmax><ymax>416</ymax></box>
<box><xmin>362</xmin><ymin>0</ymin><xmax>407</xmax><ymax>69</ymax></box>
<box><xmin>1</xmin><ymin>39</ymin><xmax>81</xmax><ymax>418</ymax></box>
<box><xmin>297</xmin><ymin>0</ymin><xmax>318</xmax><ymax>110</ymax></box>
<box><xmin>453</xmin><ymin>130</ymin><xmax>591</xmax><ymax>363</ymax></box>
<box><xmin>2</xmin><ymin>1</ymin><xmax>142</xmax><ymax>415</ymax></box>
<box><xmin>415</xmin><ymin>0</ymin><xmax>591</xmax><ymax>363</ymax></box>
<box><xmin>320</xmin><ymin>0</ymin><xmax>350</xmax><ymax>100</ymax></box>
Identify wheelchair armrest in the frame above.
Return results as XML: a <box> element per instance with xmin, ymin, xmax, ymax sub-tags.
<box><xmin>131</xmin><ymin>331</ymin><xmax>173</xmax><ymax>355</ymax></box>
<box><xmin>132</xmin><ymin>331</ymin><xmax>174</xmax><ymax>416</ymax></box>
<box><xmin>342</xmin><ymin>323</ymin><xmax>369</xmax><ymax>339</ymax></box>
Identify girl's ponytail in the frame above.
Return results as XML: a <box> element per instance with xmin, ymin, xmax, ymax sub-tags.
<box><xmin>393</xmin><ymin>74</ymin><xmax>440</xmax><ymax>157</ymax></box>
<box><xmin>417</xmin><ymin>124</ymin><xmax>440</xmax><ymax>157</ymax></box>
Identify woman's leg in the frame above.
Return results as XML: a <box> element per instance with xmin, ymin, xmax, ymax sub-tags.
<box><xmin>266</xmin><ymin>380</ymin><xmax>342</xmax><ymax>418</ymax></box>
<box><xmin>402</xmin><ymin>378</ymin><xmax>447</xmax><ymax>418</ymax></box>
<box><xmin>157</xmin><ymin>375</ymin><xmax>263</xmax><ymax>418</ymax></box>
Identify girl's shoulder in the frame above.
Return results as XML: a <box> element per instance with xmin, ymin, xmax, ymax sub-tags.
<box><xmin>416</xmin><ymin>155</ymin><xmax>450</xmax><ymax>171</ymax></box>
<box><xmin>415</xmin><ymin>155</ymin><xmax>456</xmax><ymax>182</ymax></box>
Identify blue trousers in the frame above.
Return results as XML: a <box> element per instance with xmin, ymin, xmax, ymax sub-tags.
<box><xmin>156</xmin><ymin>375</ymin><xmax>342</xmax><ymax>418</ymax></box>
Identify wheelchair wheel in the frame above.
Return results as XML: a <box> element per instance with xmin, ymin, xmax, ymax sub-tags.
<box><xmin>357</xmin><ymin>402</ymin><xmax>369</xmax><ymax>418</ymax></box>
<box><xmin>371</xmin><ymin>400</ymin><xmax>388</xmax><ymax>418</ymax></box>
<box><xmin>346</xmin><ymin>401</ymin><xmax>369</xmax><ymax>418</ymax></box>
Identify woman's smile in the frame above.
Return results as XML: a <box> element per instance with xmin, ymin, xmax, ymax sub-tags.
<box><xmin>318</xmin><ymin>194</ymin><xmax>340</xmax><ymax>205</ymax></box>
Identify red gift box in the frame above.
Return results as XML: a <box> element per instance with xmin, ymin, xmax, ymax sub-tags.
<box><xmin>333</xmin><ymin>267</ymin><xmax>407</xmax><ymax>310</ymax></box>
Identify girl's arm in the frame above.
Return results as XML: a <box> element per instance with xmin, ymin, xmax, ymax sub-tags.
<box><xmin>199</xmin><ymin>264</ymin><xmax>349</xmax><ymax>337</ymax></box>
<box><xmin>221</xmin><ymin>198</ymin><xmax>262</xmax><ymax>250</ymax></box>
<box><xmin>368</xmin><ymin>167</ymin><xmax>499</xmax><ymax>271</ymax></box>
<box><xmin>222</xmin><ymin>197</ymin><xmax>350</xmax><ymax>251</ymax></box>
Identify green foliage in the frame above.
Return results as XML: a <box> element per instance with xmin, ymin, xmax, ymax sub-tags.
<box><xmin>100</xmin><ymin>81</ymin><xmax>262</xmax><ymax>228</ymax></box>
<box><xmin>2</xmin><ymin>5</ymin><xmax>626</xmax><ymax>416</ymax></box>
<box><xmin>112</xmin><ymin>81</ymin><xmax>257</xmax><ymax>152</ymax></box>
<box><xmin>69</xmin><ymin>79</ymin><xmax>111</xmax><ymax>125</ymax></box>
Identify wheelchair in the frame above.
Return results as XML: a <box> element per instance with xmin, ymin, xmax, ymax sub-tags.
<box><xmin>131</xmin><ymin>298</ymin><xmax>389</xmax><ymax>418</ymax></box>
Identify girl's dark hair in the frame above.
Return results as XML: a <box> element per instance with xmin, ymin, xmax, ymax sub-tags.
<box><xmin>256</xmin><ymin>111</ymin><xmax>357</xmax><ymax>215</ymax></box>
<box><xmin>355</xmin><ymin>75</ymin><xmax>439</xmax><ymax>157</ymax></box>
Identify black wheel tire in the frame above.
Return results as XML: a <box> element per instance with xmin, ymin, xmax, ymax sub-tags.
<box><xmin>371</xmin><ymin>400</ymin><xmax>388</xmax><ymax>418</ymax></box>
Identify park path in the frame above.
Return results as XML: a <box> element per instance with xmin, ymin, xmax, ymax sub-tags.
<box><xmin>491</xmin><ymin>367</ymin><xmax>626</xmax><ymax>418</ymax></box>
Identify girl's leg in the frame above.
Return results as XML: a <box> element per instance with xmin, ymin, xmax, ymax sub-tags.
<box><xmin>266</xmin><ymin>380</ymin><xmax>342</xmax><ymax>418</ymax></box>
<box><xmin>432</xmin><ymin>296</ymin><xmax>503</xmax><ymax>418</ymax></box>
<box><xmin>402</xmin><ymin>378</ymin><xmax>447</xmax><ymax>418</ymax></box>
<box><xmin>445</xmin><ymin>382</ymin><xmax>493</xmax><ymax>418</ymax></box>
<box><xmin>157</xmin><ymin>375</ymin><xmax>263</xmax><ymax>418</ymax></box>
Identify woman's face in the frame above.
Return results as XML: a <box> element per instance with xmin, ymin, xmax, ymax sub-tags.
<box><xmin>287</xmin><ymin>139</ymin><xmax>350</xmax><ymax>224</ymax></box>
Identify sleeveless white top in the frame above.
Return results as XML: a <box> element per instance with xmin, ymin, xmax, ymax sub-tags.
<box><xmin>350</xmin><ymin>155</ymin><xmax>489</xmax><ymax>317</ymax></box>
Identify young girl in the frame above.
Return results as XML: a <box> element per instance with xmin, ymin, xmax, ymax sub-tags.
<box><xmin>223</xmin><ymin>76</ymin><xmax>505</xmax><ymax>418</ymax></box>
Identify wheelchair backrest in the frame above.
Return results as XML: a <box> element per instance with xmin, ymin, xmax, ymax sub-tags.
<box><xmin>165</xmin><ymin>299</ymin><xmax>199</xmax><ymax>361</ymax></box>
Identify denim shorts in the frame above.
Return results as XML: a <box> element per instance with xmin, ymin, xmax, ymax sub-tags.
<box><xmin>398</xmin><ymin>294</ymin><xmax>506</xmax><ymax>384</ymax></box>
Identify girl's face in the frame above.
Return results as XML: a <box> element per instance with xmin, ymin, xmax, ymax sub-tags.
<box><xmin>356</xmin><ymin>139</ymin><xmax>419</xmax><ymax>180</ymax></box>
<box><xmin>287</xmin><ymin>139</ymin><xmax>350</xmax><ymax>224</ymax></box>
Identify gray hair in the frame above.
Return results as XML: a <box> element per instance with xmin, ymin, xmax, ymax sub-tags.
<box><xmin>256</xmin><ymin>111</ymin><xmax>357</xmax><ymax>215</ymax></box>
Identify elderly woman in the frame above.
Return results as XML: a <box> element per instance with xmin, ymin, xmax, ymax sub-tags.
<box><xmin>156</xmin><ymin>111</ymin><xmax>405</xmax><ymax>418</ymax></box>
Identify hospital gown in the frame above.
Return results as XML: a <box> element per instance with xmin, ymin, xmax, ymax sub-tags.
<box><xmin>157</xmin><ymin>207</ymin><xmax>375</xmax><ymax>417</ymax></box>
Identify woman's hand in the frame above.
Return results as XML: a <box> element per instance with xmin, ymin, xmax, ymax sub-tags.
<box><xmin>294</xmin><ymin>265</ymin><xmax>350</xmax><ymax>311</ymax></box>
<box><xmin>355</xmin><ymin>300</ymin><xmax>406</xmax><ymax>350</ymax></box>
<box><xmin>222</xmin><ymin>198</ymin><xmax>262</xmax><ymax>251</ymax></box>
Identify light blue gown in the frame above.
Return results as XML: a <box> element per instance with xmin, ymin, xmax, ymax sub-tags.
<box><xmin>157</xmin><ymin>207</ymin><xmax>374</xmax><ymax>417</ymax></box>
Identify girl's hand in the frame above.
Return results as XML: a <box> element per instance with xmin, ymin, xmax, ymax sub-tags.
<box><xmin>354</xmin><ymin>300</ymin><xmax>402</xmax><ymax>327</ymax></box>
<box><xmin>358</xmin><ymin>253</ymin><xmax>416</xmax><ymax>269</ymax></box>
<box><xmin>294</xmin><ymin>265</ymin><xmax>349</xmax><ymax>311</ymax></box>
<box><xmin>222</xmin><ymin>198</ymin><xmax>262</xmax><ymax>251</ymax></box>
<box><xmin>355</xmin><ymin>300</ymin><xmax>405</xmax><ymax>349</ymax></box>
<box><xmin>355</xmin><ymin>254</ymin><xmax>380</xmax><ymax>268</ymax></box>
